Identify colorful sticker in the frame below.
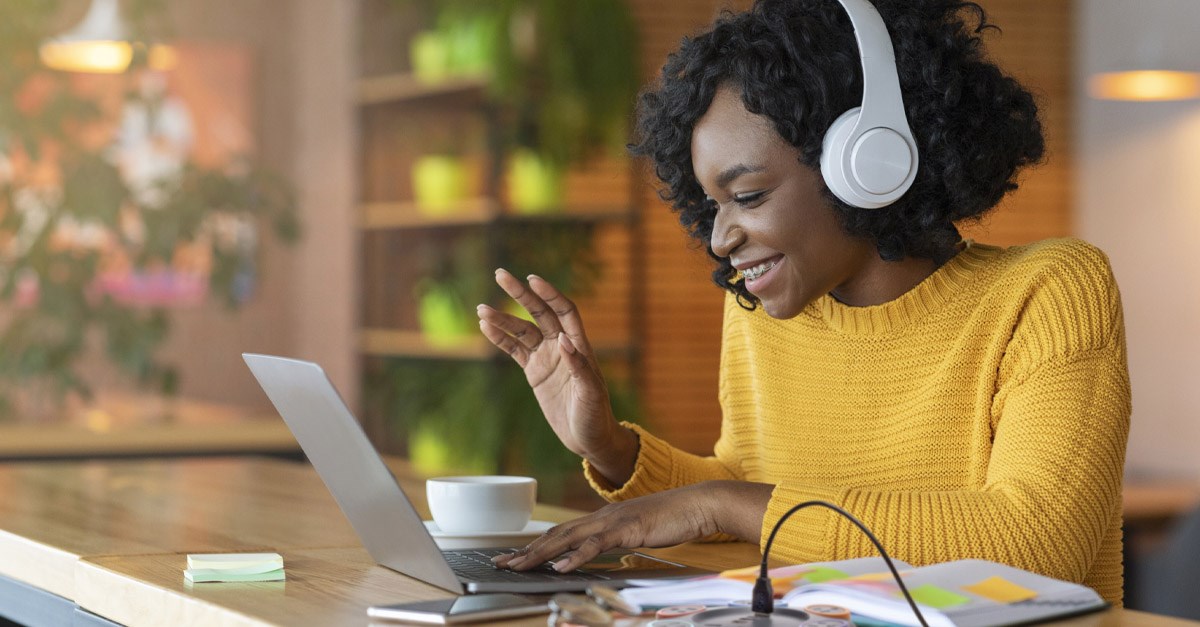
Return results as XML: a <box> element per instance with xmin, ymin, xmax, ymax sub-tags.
<box><xmin>804</xmin><ymin>567</ymin><xmax>850</xmax><ymax>584</ymax></box>
<box><xmin>904</xmin><ymin>584</ymin><xmax>972</xmax><ymax>609</ymax></box>
<box><xmin>849</xmin><ymin>572</ymin><xmax>901</xmax><ymax>582</ymax></box>
<box><xmin>963</xmin><ymin>577</ymin><xmax>1039</xmax><ymax>604</ymax></box>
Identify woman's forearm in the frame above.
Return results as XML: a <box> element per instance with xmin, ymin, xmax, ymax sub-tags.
<box><xmin>584</xmin><ymin>423</ymin><xmax>641</xmax><ymax>487</ymax></box>
<box><xmin>706</xmin><ymin>480</ymin><xmax>775</xmax><ymax>543</ymax></box>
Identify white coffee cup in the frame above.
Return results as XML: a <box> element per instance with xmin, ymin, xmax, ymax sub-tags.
<box><xmin>426</xmin><ymin>475</ymin><xmax>537</xmax><ymax>534</ymax></box>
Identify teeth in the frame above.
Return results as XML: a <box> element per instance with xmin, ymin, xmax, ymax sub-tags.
<box><xmin>742</xmin><ymin>260</ymin><xmax>777</xmax><ymax>281</ymax></box>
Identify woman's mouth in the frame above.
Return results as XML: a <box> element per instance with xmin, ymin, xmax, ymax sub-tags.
<box><xmin>741</xmin><ymin>256</ymin><xmax>784</xmax><ymax>293</ymax></box>
<box><xmin>742</xmin><ymin>259</ymin><xmax>777</xmax><ymax>281</ymax></box>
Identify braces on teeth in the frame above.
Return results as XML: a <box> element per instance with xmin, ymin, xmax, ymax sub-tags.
<box><xmin>743</xmin><ymin>261</ymin><xmax>776</xmax><ymax>281</ymax></box>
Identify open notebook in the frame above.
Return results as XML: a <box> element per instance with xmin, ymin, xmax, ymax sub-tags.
<box><xmin>621</xmin><ymin>558</ymin><xmax>1107</xmax><ymax>627</ymax></box>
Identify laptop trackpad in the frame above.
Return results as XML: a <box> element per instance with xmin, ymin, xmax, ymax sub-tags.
<box><xmin>549</xmin><ymin>549</ymin><xmax>684</xmax><ymax>573</ymax></box>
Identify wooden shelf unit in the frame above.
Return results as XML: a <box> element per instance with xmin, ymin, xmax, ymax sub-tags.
<box><xmin>361</xmin><ymin>198</ymin><xmax>500</xmax><ymax>229</ymax></box>
<box><xmin>355</xmin><ymin>4</ymin><xmax>640</xmax><ymax>463</ymax></box>
<box><xmin>359</xmin><ymin>328</ymin><xmax>637</xmax><ymax>361</ymax></box>
<box><xmin>357</xmin><ymin>72</ymin><xmax>488</xmax><ymax>106</ymax></box>
<box><xmin>359</xmin><ymin>328</ymin><xmax>492</xmax><ymax>360</ymax></box>
<box><xmin>361</xmin><ymin>199</ymin><xmax>635</xmax><ymax>230</ymax></box>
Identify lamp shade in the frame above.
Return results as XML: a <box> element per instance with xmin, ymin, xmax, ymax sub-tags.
<box><xmin>1090</xmin><ymin>70</ymin><xmax>1200</xmax><ymax>101</ymax></box>
<box><xmin>1082</xmin><ymin>0</ymin><xmax>1200</xmax><ymax>102</ymax></box>
<box><xmin>39</xmin><ymin>0</ymin><xmax>174</xmax><ymax>74</ymax></box>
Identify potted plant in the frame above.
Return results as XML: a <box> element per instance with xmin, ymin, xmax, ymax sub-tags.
<box><xmin>401</xmin><ymin>0</ymin><xmax>641</xmax><ymax>211</ymax></box>
<box><xmin>412</xmin><ymin>153</ymin><xmax>471</xmax><ymax>215</ymax></box>
<box><xmin>413</xmin><ymin>236</ymin><xmax>488</xmax><ymax>347</ymax></box>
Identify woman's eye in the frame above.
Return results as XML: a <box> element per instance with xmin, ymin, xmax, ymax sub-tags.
<box><xmin>733</xmin><ymin>191</ymin><xmax>766</xmax><ymax>206</ymax></box>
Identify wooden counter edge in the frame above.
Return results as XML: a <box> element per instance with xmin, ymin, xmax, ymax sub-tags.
<box><xmin>0</xmin><ymin>529</ymin><xmax>79</xmax><ymax>600</ymax></box>
<box><xmin>76</xmin><ymin>558</ymin><xmax>272</xmax><ymax>627</ymax></box>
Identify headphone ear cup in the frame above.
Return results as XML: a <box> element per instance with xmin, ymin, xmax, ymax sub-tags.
<box><xmin>821</xmin><ymin>107</ymin><xmax>917</xmax><ymax>210</ymax></box>
<box><xmin>820</xmin><ymin>107</ymin><xmax>864</xmax><ymax>208</ymax></box>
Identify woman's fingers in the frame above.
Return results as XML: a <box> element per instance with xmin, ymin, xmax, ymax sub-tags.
<box><xmin>496</xmin><ymin>519</ymin><xmax>617</xmax><ymax>573</ymax></box>
<box><xmin>494</xmin><ymin>269</ymin><xmax>563</xmax><ymax>337</ymax></box>
<box><xmin>492</xmin><ymin>520</ymin><xmax>582</xmax><ymax>568</ymax></box>
<box><xmin>557</xmin><ymin>334</ymin><xmax>598</xmax><ymax>384</ymax></box>
<box><xmin>491</xmin><ymin>522</ymin><xmax>568</xmax><ymax>569</ymax></box>
<box><xmin>491</xmin><ymin>488</ymin><xmax>727</xmax><ymax>574</ymax></box>
<box><xmin>478</xmin><ymin>319</ymin><xmax>530</xmax><ymax>367</ymax></box>
<box><xmin>476</xmin><ymin>304</ymin><xmax>542</xmax><ymax>351</ymax></box>
<box><xmin>528</xmin><ymin>275</ymin><xmax>593</xmax><ymax>356</ymax></box>
<box><xmin>549</xmin><ymin>535</ymin><xmax>612</xmax><ymax>572</ymax></box>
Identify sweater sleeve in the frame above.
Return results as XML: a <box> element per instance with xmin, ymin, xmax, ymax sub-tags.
<box><xmin>761</xmin><ymin>245</ymin><xmax>1132</xmax><ymax>591</ymax></box>
<box><xmin>582</xmin><ymin>422</ymin><xmax>742</xmax><ymax>501</ymax></box>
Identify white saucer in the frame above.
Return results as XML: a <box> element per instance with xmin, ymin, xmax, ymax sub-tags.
<box><xmin>423</xmin><ymin>520</ymin><xmax>555</xmax><ymax>550</ymax></box>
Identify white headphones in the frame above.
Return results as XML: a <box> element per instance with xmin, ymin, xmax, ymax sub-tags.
<box><xmin>819</xmin><ymin>0</ymin><xmax>918</xmax><ymax>209</ymax></box>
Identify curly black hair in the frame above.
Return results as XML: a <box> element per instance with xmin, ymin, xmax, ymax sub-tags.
<box><xmin>630</xmin><ymin>0</ymin><xmax>1045</xmax><ymax>309</ymax></box>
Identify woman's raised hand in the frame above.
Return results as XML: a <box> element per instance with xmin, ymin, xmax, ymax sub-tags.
<box><xmin>476</xmin><ymin>269</ymin><xmax>638</xmax><ymax>485</ymax></box>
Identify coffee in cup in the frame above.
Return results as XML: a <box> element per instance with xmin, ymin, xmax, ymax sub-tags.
<box><xmin>426</xmin><ymin>475</ymin><xmax>537</xmax><ymax>534</ymax></box>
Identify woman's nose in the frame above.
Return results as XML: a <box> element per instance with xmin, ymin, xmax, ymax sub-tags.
<box><xmin>710</xmin><ymin>205</ymin><xmax>743</xmax><ymax>258</ymax></box>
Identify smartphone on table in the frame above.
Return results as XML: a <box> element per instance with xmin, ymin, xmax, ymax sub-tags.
<box><xmin>368</xmin><ymin>593</ymin><xmax>549</xmax><ymax>624</ymax></box>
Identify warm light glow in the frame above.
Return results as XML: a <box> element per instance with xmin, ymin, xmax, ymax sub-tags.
<box><xmin>39</xmin><ymin>41</ymin><xmax>177</xmax><ymax>74</ymax></box>
<box><xmin>37</xmin><ymin>0</ymin><xmax>176</xmax><ymax>74</ymax></box>
<box><xmin>1090</xmin><ymin>70</ymin><xmax>1200</xmax><ymax>102</ymax></box>
<box><xmin>40</xmin><ymin>40</ymin><xmax>133</xmax><ymax>73</ymax></box>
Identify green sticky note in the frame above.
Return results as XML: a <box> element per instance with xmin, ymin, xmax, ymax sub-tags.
<box><xmin>185</xmin><ymin>567</ymin><xmax>286</xmax><ymax>583</ymax></box>
<box><xmin>904</xmin><ymin>584</ymin><xmax>971</xmax><ymax>609</ymax></box>
<box><xmin>804</xmin><ymin>567</ymin><xmax>850</xmax><ymax>583</ymax></box>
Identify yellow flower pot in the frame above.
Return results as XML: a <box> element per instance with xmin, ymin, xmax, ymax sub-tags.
<box><xmin>506</xmin><ymin>149</ymin><xmax>564</xmax><ymax>214</ymax></box>
<box><xmin>412</xmin><ymin>155</ymin><xmax>468</xmax><ymax>216</ymax></box>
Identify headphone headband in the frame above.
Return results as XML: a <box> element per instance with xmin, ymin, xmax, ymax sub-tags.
<box><xmin>820</xmin><ymin>0</ymin><xmax>919</xmax><ymax>209</ymax></box>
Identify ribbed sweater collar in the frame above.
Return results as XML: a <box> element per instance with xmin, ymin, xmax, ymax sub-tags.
<box><xmin>813</xmin><ymin>240</ymin><xmax>1000</xmax><ymax>335</ymax></box>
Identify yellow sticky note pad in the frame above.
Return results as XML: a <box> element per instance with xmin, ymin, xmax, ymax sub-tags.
<box><xmin>963</xmin><ymin>577</ymin><xmax>1038</xmax><ymax>604</ymax></box>
<box><xmin>719</xmin><ymin>565</ymin><xmax>762</xmax><ymax>583</ymax></box>
<box><xmin>849</xmin><ymin>572</ymin><xmax>899</xmax><ymax>582</ymax></box>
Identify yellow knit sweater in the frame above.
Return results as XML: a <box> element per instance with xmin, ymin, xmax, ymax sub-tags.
<box><xmin>585</xmin><ymin>238</ymin><xmax>1131</xmax><ymax>605</ymax></box>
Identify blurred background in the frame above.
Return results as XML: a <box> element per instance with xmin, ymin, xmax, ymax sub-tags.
<box><xmin>0</xmin><ymin>0</ymin><xmax>1197</xmax><ymax>617</ymax></box>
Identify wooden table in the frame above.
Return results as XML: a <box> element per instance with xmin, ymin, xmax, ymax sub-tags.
<box><xmin>1</xmin><ymin>458</ymin><xmax>1197</xmax><ymax>627</ymax></box>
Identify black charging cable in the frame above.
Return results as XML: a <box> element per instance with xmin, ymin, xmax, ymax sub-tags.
<box><xmin>752</xmin><ymin>500</ymin><xmax>929</xmax><ymax>627</ymax></box>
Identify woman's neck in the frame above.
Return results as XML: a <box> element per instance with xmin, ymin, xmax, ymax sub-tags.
<box><xmin>830</xmin><ymin>242</ymin><xmax>963</xmax><ymax>307</ymax></box>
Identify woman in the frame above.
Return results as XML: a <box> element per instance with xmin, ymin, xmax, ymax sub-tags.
<box><xmin>475</xmin><ymin>0</ymin><xmax>1131</xmax><ymax>604</ymax></box>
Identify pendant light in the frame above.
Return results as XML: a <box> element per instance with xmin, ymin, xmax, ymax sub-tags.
<box><xmin>39</xmin><ymin>0</ymin><xmax>175</xmax><ymax>74</ymax></box>
<box><xmin>1089</xmin><ymin>70</ymin><xmax>1200</xmax><ymax>102</ymax></box>
<box><xmin>1086</xmin><ymin>1</ymin><xmax>1200</xmax><ymax>102</ymax></box>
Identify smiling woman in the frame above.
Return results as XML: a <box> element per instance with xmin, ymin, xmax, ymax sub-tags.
<box><xmin>475</xmin><ymin>0</ymin><xmax>1131</xmax><ymax>607</ymax></box>
<box><xmin>693</xmin><ymin>85</ymin><xmax>933</xmax><ymax>319</ymax></box>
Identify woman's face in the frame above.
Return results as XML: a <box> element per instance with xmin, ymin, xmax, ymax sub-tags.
<box><xmin>691</xmin><ymin>85</ymin><xmax>879</xmax><ymax>319</ymax></box>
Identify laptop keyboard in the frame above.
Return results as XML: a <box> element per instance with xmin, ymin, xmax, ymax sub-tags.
<box><xmin>444</xmin><ymin>548</ymin><xmax>613</xmax><ymax>583</ymax></box>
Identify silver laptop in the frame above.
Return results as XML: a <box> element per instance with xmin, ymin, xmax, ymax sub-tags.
<box><xmin>242</xmin><ymin>353</ymin><xmax>713</xmax><ymax>593</ymax></box>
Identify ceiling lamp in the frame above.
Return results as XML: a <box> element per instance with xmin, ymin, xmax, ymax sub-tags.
<box><xmin>39</xmin><ymin>0</ymin><xmax>175</xmax><ymax>74</ymax></box>
<box><xmin>1085</xmin><ymin>2</ymin><xmax>1199</xmax><ymax>103</ymax></box>
<box><xmin>1090</xmin><ymin>70</ymin><xmax>1200</xmax><ymax>102</ymax></box>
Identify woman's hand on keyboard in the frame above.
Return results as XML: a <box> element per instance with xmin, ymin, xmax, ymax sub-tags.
<box><xmin>491</xmin><ymin>480</ymin><xmax>774</xmax><ymax>573</ymax></box>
